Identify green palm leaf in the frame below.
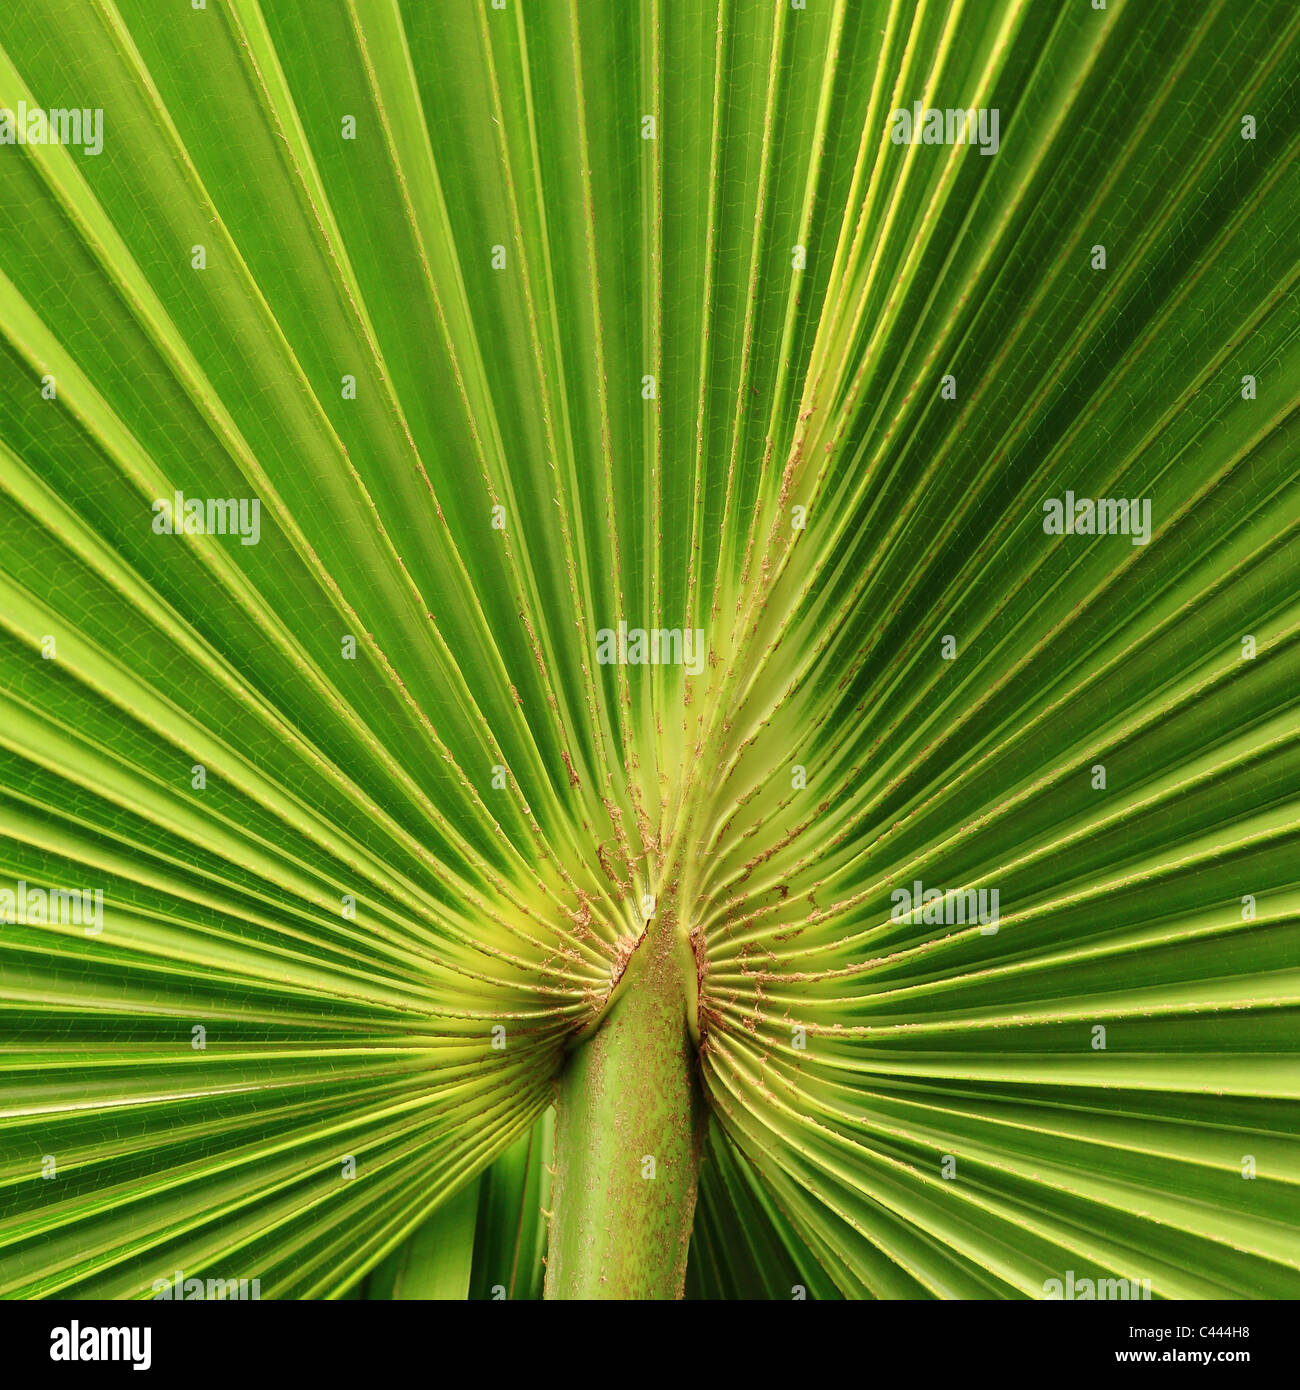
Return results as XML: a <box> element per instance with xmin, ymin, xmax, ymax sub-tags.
<box><xmin>0</xmin><ymin>0</ymin><xmax>1296</xmax><ymax>1300</ymax></box>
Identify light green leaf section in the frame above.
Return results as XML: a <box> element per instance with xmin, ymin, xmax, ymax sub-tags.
<box><xmin>367</xmin><ymin>1104</ymin><xmax>550</xmax><ymax>1301</ymax></box>
<box><xmin>466</xmin><ymin>1106</ymin><xmax>552</xmax><ymax>1302</ymax></box>
<box><xmin>367</xmin><ymin>1175</ymin><xmax>481</xmax><ymax>1301</ymax></box>
<box><xmin>0</xmin><ymin>0</ymin><xmax>1296</xmax><ymax>1299</ymax></box>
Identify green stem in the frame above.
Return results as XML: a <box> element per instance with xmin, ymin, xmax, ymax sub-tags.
<box><xmin>544</xmin><ymin>900</ymin><xmax>703</xmax><ymax>1299</ymax></box>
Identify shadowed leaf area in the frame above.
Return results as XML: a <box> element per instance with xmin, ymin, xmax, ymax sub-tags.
<box><xmin>0</xmin><ymin>0</ymin><xmax>1297</xmax><ymax>1300</ymax></box>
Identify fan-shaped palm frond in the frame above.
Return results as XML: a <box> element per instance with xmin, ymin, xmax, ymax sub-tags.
<box><xmin>1</xmin><ymin>0</ymin><xmax>1297</xmax><ymax>1301</ymax></box>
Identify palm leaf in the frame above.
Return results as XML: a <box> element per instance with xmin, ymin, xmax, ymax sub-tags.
<box><xmin>0</xmin><ymin>0</ymin><xmax>1296</xmax><ymax>1299</ymax></box>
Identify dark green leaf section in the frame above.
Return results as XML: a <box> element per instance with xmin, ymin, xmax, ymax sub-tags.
<box><xmin>687</xmin><ymin>1120</ymin><xmax>841</xmax><ymax>1302</ymax></box>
